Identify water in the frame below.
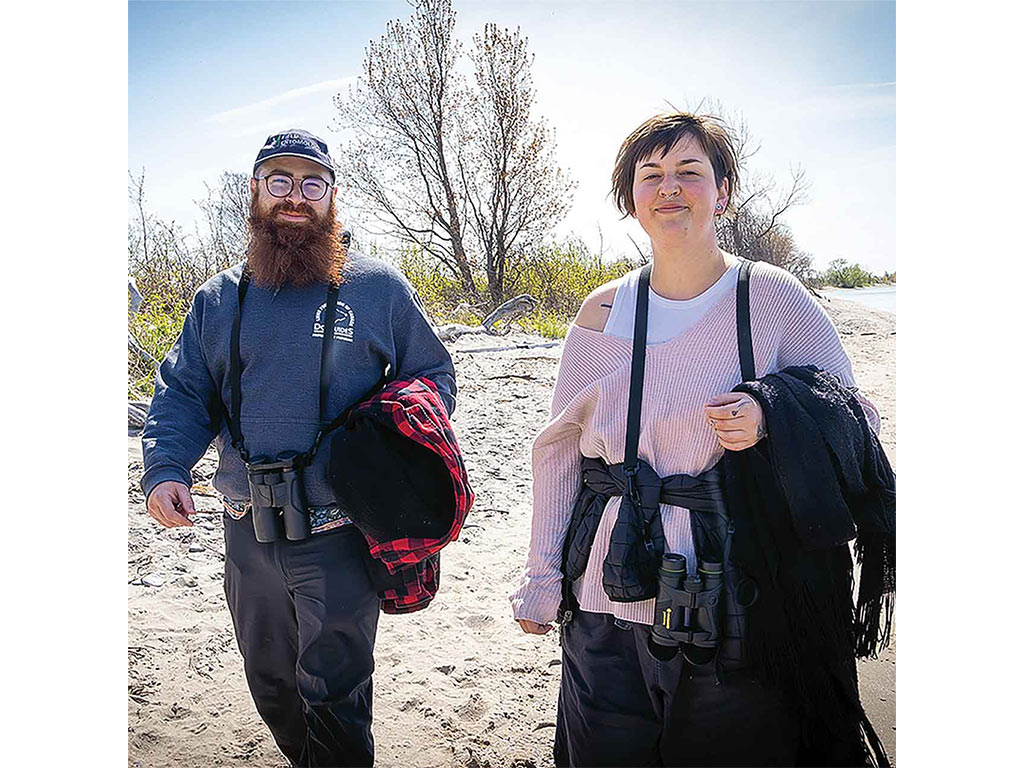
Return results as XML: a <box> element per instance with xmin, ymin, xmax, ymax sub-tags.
<box><xmin>823</xmin><ymin>284</ymin><xmax>896</xmax><ymax>314</ymax></box>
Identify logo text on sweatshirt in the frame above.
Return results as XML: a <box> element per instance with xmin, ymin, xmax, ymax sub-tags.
<box><xmin>312</xmin><ymin>301</ymin><xmax>355</xmax><ymax>342</ymax></box>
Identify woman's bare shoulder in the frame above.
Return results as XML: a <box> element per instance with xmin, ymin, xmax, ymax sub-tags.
<box><xmin>573</xmin><ymin>275</ymin><xmax>629</xmax><ymax>332</ymax></box>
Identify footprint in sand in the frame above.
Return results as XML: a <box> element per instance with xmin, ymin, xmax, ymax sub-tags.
<box><xmin>455</xmin><ymin>692</ymin><xmax>488</xmax><ymax>721</ymax></box>
<box><xmin>462</xmin><ymin>614</ymin><xmax>495</xmax><ymax>630</ymax></box>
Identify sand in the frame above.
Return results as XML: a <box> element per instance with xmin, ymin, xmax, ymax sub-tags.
<box><xmin>127</xmin><ymin>297</ymin><xmax>896</xmax><ymax>767</ymax></box>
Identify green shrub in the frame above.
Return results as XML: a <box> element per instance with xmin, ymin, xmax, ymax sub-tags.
<box><xmin>398</xmin><ymin>238</ymin><xmax>636</xmax><ymax>339</ymax></box>
<box><xmin>513</xmin><ymin>238</ymin><xmax>637</xmax><ymax>318</ymax></box>
<box><xmin>517</xmin><ymin>310</ymin><xmax>569</xmax><ymax>339</ymax></box>
<box><xmin>397</xmin><ymin>248</ymin><xmax>488</xmax><ymax>326</ymax></box>
<box><xmin>129</xmin><ymin>294</ymin><xmax>189</xmax><ymax>400</ymax></box>
<box><xmin>821</xmin><ymin>259</ymin><xmax>878</xmax><ymax>288</ymax></box>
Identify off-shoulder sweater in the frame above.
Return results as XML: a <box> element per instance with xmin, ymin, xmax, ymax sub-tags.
<box><xmin>509</xmin><ymin>261</ymin><xmax>881</xmax><ymax>626</ymax></box>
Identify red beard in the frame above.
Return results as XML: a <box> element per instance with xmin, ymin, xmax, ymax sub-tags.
<box><xmin>246</xmin><ymin>194</ymin><xmax>346</xmax><ymax>288</ymax></box>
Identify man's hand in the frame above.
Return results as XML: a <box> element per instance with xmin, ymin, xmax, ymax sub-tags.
<box><xmin>704</xmin><ymin>392</ymin><xmax>766</xmax><ymax>452</ymax></box>
<box><xmin>147</xmin><ymin>481</ymin><xmax>197</xmax><ymax>528</ymax></box>
<box><xmin>517</xmin><ymin>618</ymin><xmax>553</xmax><ymax>635</ymax></box>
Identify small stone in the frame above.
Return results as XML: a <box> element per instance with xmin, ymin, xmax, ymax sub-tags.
<box><xmin>188</xmin><ymin>544</ymin><xmax>205</xmax><ymax>553</ymax></box>
<box><xmin>435</xmin><ymin>665</ymin><xmax>455</xmax><ymax>675</ymax></box>
<box><xmin>141</xmin><ymin>574</ymin><xmax>165</xmax><ymax>587</ymax></box>
<box><xmin>183</xmin><ymin>576</ymin><xmax>199</xmax><ymax>588</ymax></box>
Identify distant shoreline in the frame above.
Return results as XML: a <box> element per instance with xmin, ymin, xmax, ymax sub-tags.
<box><xmin>819</xmin><ymin>281</ymin><xmax>896</xmax><ymax>289</ymax></box>
<box><xmin>822</xmin><ymin>284</ymin><xmax>896</xmax><ymax>315</ymax></box>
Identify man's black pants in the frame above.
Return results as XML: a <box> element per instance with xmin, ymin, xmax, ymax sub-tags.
<box><xmin>554</xmin><ymin>609</ymin><xmax>799</xmax><ymax>767</ymax></box>
<box><xmin>223</xmin><ymin>515</ymin><xmax>380</xmax><ymax>767</ymax></box>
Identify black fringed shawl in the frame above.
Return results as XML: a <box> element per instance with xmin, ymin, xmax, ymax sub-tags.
<box><xmin>723</xmin><ymin>365</ymin><xmax>895</xmax><ymax>767</ymax></box>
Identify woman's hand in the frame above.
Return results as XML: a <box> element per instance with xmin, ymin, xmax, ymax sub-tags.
<box><xmin>704</xmin><ymin>392</ymin><xmax>766</xmax><ymax>451</ymax></box>
<box><xmin>517</xmin><ymin>619</ymin><xmax>553</xmax><ymax>635</ymax></box>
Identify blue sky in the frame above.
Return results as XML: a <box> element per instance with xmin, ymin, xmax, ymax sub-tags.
<box><xmin>129</xmin><ymin>0</ymin><xmax>896</xmax><ymax>272</ymax></box>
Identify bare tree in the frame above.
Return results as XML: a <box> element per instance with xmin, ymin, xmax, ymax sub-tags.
<box><xmin>129</xmin><ymin>169</ymin><xmax>151</xmax><ymax>266</ymax></box>
<box><xmin>333</xmin><ymin>0</ymin><xmax>573</xmax><ymax>309</ymax></box>
<box><xmin>128</xmin><ymin>171</ymin><xmax>218</xmax><ymax>310</ymax></box>
<box><xmin>716</xmin><ymin>165</ymin><xmax>811</xmax><ymax>267</ymax></box>
<box><xmin>461</xmin><ymin>23</ymin><xmax>574</xmax><ymax>304</ymax></box>
<box><xmin>195</xmin><ymin>171</ymin><xmax>251</xmax><ymax>272</ymax></box>
<box><xmin>713</xmin><ymin>114</ymin><xmax>812</xmax><ymax>277</ymax></box>
<box><xmin>334</xmin><ymin>0</ymin><xmax>479</xmax><ymax>300</ymax></box>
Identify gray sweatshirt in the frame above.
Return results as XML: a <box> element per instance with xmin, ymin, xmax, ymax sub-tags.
<box><xmin>140</xmin><ymin>252</ymin><xmax>456</xmax><ymax>507</ymax></box>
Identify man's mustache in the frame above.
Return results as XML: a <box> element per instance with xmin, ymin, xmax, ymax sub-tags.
<box><xmin>271</xmin><ymin>201</ymin><xmax>317</xmax><ymax>219</ymax></box>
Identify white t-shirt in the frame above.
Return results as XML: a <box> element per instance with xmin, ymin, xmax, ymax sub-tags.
<box><xmin>603</xmin><ymin>260</ymin><xmax>741</xmax><ymax>343</ymax></box>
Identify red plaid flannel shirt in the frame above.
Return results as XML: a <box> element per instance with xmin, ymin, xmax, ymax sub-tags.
<box><xmin>348</xmin><ymin>377</ymin><xmax>473</xmax><ymax>614</ymax></box>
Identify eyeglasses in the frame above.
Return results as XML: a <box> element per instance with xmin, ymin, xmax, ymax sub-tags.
<box><xmin>255</xmin><ymin>173</ymin><xmax>332</xmax><ymax>201</ymax></box>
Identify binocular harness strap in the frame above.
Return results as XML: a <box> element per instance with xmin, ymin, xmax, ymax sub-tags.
<box><xmin>609</xmin><ymin>258</ymin><xmax>760</xmax><ymax>670</ymax></box>
<box><xmin>319</xmin><ymin>282</ymin><xmax>341</xmax><ymax>426</ymax></box>
<box><xmin>625</xmin><ymin>259</ymin><xmax>753</xmax><ymax>475</ymax></box>
<box><xmin>228</xmin><ymin>266</ymin><xmax>341</xmax><ymax>467</ymax></box>
<box><xmin>229</xmin><ymin>270</ymin><xmax>252</xmax><ymax>462</ymax></box>
<box><xmin>624</xmin><ymin>264</ymin><xmax>652</xmax><ymax>501</ymax></box>
<box><xmin>736</xmin><ymin>258</ymin><xmax>755</xmax><ymax>381</ymax></box>
<box><xmin>308</xmin><ymin>281</ymin><xmax>341</xmax><ymax>461</ymax></box>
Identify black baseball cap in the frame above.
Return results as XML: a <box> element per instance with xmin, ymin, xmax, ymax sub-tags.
<box><xmin>253</xmin><ymin>129</ymin><xmax>336</xmax><ymax>182</ymax></box>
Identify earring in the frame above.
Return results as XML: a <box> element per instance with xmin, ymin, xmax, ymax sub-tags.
<box><xmin>715</xmin><ymin>203</ymin><xmax>723</xmax><ymax>212</ymax></box>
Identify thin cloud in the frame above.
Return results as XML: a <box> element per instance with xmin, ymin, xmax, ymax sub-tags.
<box><xmin>825</xmin><ymin>81</ymin><xmax>896</xmax><ymax>91</ymax></box>
<box><xmin>206</xmin><ymin>76</ymin><xmax>357</xmax><ymax>124</ymax></box>
<box><xmin>758</xmin><ymin>81</ymin><xmax>895</xmax><ymax>130</ymax></box>
<box><xmin>221</xmin><ymin>116</ymin><xmax>310</xmax><ymax>141</ymax></box>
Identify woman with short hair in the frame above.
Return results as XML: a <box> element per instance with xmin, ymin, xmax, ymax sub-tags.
<box><xmin>510</xmin><ymin>112</ymin><xmax>894</xmax><ymax>767</ymax></box>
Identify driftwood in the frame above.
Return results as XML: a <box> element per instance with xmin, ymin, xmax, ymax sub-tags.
<box><xmin>129</xmin><ymin>400</ymin><xmax>150</xmax><ymax>430</ymax></box>
<box><xmin>437</xmin><ymin>294</ymin><xmax>537</xmax><ymax>341</ymax></box>
<box><xmin>129</xmin><ymin>278</ymin><xmax>159</xmax><ymax>368</ymax></box>
<box><xmin>129</xmin><ymin>278</ymin><xmax>143</xmax><ymax>314</ymax></box>
<box><xmin>130</xmin><ymin>335</ymin><xmax>159</xmax><ymax>367</ymax></box>
<box><xmin>451</xmin><ymin>340</ymin><xmax>561</xmax><ymax>354</ymax></box>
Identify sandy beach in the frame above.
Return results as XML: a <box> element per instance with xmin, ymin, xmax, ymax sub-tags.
<box><xmin>128</xmin><ymin>296</ymin><xmax>896</xmax><ymax>768</ymax></box>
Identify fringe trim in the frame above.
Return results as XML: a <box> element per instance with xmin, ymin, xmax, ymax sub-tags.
<box><xmin>853</xmin><ymin>531</ymin><xmax>896</xmax><ymax>658</ymax></box>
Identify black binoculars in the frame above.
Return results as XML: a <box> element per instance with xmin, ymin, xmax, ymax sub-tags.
<box><xmin>246</xmin><ymin>451</ymin><xmax>310</xmax><ymax>543</ymax></box>
<box><xmin>647</xmin><ymin>553</ymin><xmax>723</xmax><ymax>664</ymax></box>
<box><xmin>647</xmin><ymin>552</ymin><xmax>759</xmax><ymax>666</ymax></box>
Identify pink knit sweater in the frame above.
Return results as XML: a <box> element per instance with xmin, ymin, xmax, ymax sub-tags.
<box><xmin>509</xmin><ymin>261</ymin><xmax>881</xmax><ymax>626</ymax></box>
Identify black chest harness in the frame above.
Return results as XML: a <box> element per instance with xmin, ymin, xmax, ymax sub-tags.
<box><xmin>560</xmin><ymin>259</ymin><xmax>758</xmax><ymax>667</ymax></box>
<box><xmin>226</xmin><ymin>269</ymin><xmax>385</xmax><ymax>542</ymax></box>
<box><xmin>228</xmin><ymin>270</ymin><xmax>343</xmax><ymax>466</ymax></box>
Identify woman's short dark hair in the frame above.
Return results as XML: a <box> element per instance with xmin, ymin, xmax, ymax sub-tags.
<box><xmin>611</xmin><ymin>112</ymin><xmax>740</xmax><ymax>218</ymax></box>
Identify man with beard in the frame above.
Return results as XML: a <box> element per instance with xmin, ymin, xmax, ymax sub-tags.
<box><xmin>141</xmin><ymin>129</ymin><xmax>456</xmax><ymax>767</ymax></box>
